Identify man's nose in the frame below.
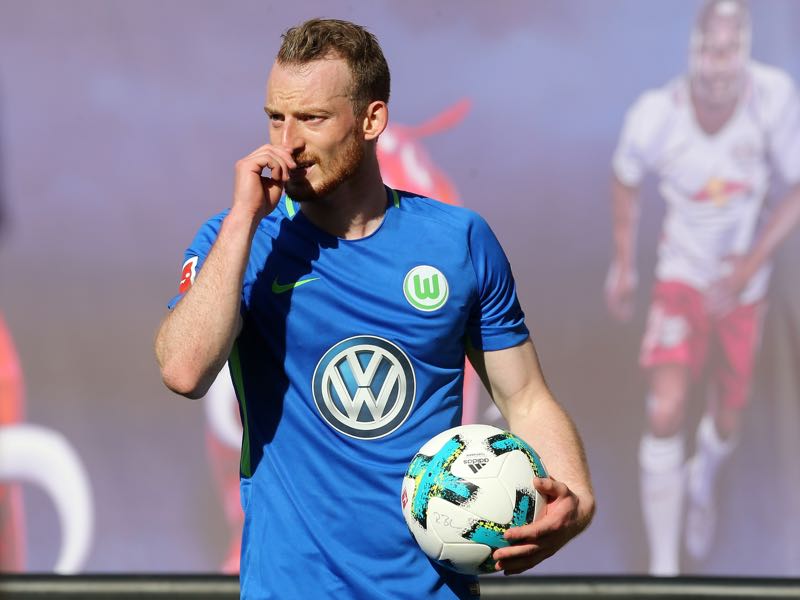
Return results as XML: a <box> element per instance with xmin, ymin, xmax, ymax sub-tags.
<box><xmin>282</xmin><ymin>119</ymin><xmax>304</xmax><ymax>153</ymax></box>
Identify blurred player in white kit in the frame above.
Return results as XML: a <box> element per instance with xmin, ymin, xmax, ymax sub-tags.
<box><xmin>606</xmin><ymin>0</ymin><xmax>800</xmax><ymax>575</ymax></box>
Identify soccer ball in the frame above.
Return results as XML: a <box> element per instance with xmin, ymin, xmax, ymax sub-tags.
<box><xmin>401</xmin><ymin>424</ymin><xmax>547</xmax><ymax>575</ymax></box>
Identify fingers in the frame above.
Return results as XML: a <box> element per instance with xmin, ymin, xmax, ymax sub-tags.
<box><xmin>502</xmin><ymin>513</ymin><xmax>558</xmax><ymax>546</ymax></box>
<box><xmin>494</xmin><ymin>525</ymin><xmax>561</xmax><ymax>575</ymax></box>
<box><xmin>494</xmin><ymin>544</ymin><xmax>555</xmax><ymax>575</ymax></box>
<box><xmin>233</xmin><ymin>145</ymin><xmax>297</xmax><ymax>216</ymax></box>
<box><xmin>492</xmin><ymin>477</ymin><xmax>579</xmax><ymax>574</ymax></box>
<box><xmin>494</xmin><ymin>543</ymin><xmax>539</xmax><ymax>574</ymax></box>
<box><xmin>705</xmin><ymin>283</ymin><xmax>735</xmax><ymax>317</ymax></box>
<box><xmin>615</xmin><ymin>296</ymin><xmax>635</xmax><ymax>322</ymax></box>
<box><xmin>242</xmin><ymin>144</ymin><xmax>296</xmax><ymax>182</ymax></box>
<box><xmin>492</xmin><ymin>519</ymin><xmax>562</xmax><ymax>576</ymax></box>
<box><xmin>503</xmin><ymin>479</ymin><xmax>565</xmax><ymax>545</ymax></box>
<box><xmin>532</xmin><ymin>476</ymin><xmax>568</xmax><ymax>500</ymax></box>
<box><xmin>605</xmin><ymin>282</ymin><xmax>635</xmax><ymax>322</ymax></box>
<box><xmin>605</xmin><ymin>263</ymin><xmax>638</xmax><ymax>321</ymax></box>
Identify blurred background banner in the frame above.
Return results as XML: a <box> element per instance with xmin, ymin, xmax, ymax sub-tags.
<box><xmin>0</xmin><ymin>0</ymin><xmax>798</xmax><ymax>576</ymax></box>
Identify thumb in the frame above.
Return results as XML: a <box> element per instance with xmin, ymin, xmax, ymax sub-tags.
<box><xmin>262</xmin><ymin>176</ymin><xmax>285</xmax><ymax>209</ymax></box>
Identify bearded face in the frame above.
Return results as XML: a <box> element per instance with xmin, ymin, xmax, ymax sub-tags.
<box><xmin>266</xmin><ymin>58</ymin><xmax>369</xmax><ymax>203</ymax></box>
<box><xmin>689</xmin><ymin>2</ymin><xmax>750</xmax><ymax>107</ymax></box>
<box><xmin>284</xmin><ymin>122</ymin><xmax>365</xmax><ymax>202</ymax></box>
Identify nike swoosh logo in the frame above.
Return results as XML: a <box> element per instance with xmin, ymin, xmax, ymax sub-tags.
<box><xmin>271</xmin><ymin>276</ymin><xmax>319</xmax><ymax>294</ymax></box>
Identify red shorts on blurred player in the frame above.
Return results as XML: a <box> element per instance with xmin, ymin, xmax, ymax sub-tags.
<box><xmin>0</xmin><ymin>312</ymin><xmax>26</xmax><ymax>571</ymax></box>
<box><xmin>639</xmin><ymin>280</ymin><xmax>763</xmax><ymax>409</ymax></box>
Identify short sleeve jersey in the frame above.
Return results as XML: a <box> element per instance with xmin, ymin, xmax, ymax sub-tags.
<box><xmin>612</xmin><ymin>61</ymin><xmax>800</xmax><ymax>303</ymax></box>
<box><xmin>168</xmin><ymin>188</ymin><xmax>529</xmax><ymax>599</ymax></box>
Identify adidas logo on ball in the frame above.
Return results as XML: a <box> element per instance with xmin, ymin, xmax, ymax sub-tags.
<box><xmin>463</xmin><ymin>457</ymin><xmax>490</xmax><ymax>473</ymax></box>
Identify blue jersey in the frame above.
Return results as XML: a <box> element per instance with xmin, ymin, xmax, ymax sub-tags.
<box><xmin>169</xmin><ymin>188</ymin><xmax>529</xmax><ymax>599</ymax></box>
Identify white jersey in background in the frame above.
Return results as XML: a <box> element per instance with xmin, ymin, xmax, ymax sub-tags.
<box><xmin>613</xmin><ymin>61</ymin><xmax>800</xmax><ymax>304</ymax></box>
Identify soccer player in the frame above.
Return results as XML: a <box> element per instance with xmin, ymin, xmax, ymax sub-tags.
<box><xmin>606</xmin><ymin>0</ymin><xmax>800</xmax><ymax>576</ymax></box>
<box><xmin>0</xmin><ymin>312</ymin><xmax>26</xmax><ymax>571</ymax></box>
<box><xmin>202</xmin><ymin>103</ymin><xmax>482</xmax><ymax>574</ymax></box>
<box><xmin>0</xmin><ymin>104</ymin><xmax>26</xmax><ymax>571</ymax></box>
<box><xmin>156</xmin><ymin>19</ymin><xmax>594</xmax><ymax>598</ymax></box>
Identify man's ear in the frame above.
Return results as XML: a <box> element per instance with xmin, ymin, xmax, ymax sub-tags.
<box><xmin>362</xmin><ymin>101</ymin><xmax>388</xmax><ymax>141</ymax></box>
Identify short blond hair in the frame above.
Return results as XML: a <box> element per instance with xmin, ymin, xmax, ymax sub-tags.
<box><xmin>277</xmin><ymin>18</ymin><xmax>390</xmax><ymax>116</ymax></box>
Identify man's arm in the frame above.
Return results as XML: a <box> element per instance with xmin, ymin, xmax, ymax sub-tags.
<box><xmin>155</xmin><ymin>213</ymin><xmax>254</xmax><ymax>398</ymax></box>
<box><xmin>706</xmin><ymin>183</ymin><xmax>800</xmax><ymax>315</ymax></box>
<box><xmin>605</xmin><ymin>175</ymin><xmax>640</xmax><ymax>322</ymax></box>
<box><xmin>467</xmin><ymin>338</ymin><xmax>595</xmax><ymax>575</ymax></box>
<box><xmin>154</xmin><ymin>144</ymin><xmax>296</xmax><ymax>398</ymax></box>
<box><xmin>708</xmin><ymin>74</ymin><xmax>800</xmax><ymax>313</ymax></box>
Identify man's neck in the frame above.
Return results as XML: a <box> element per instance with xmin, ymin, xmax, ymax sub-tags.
<box><xmin>299</xmin><ymin>159</ymin><xmax>387</xmax><ymax>240</ymax></box>
<box><xmin>691</xmin><ymin>89</ymin><xmax>740</xmax><ymax>136</ymax></box>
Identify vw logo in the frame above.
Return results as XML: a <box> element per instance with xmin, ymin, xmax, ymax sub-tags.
<box><xmin>312</xmin><ymin>336</ymin><xmax>416</xmax><ymax>440</ymax></box>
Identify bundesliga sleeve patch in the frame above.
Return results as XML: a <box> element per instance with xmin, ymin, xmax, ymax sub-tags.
<box><xmin>178</xmin><ymin>256</ymin><xmax>199</xmax><ymax>294</ymax></box>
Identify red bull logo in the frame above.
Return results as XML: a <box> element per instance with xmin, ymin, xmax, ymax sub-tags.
<box><xmin>692</xmin><ymin>178</ymin><xmax>752</xmax><ymax>206</ymax></box>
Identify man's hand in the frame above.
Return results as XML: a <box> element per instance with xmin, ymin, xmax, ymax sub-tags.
<box><xmin>705</xmin><ymin>255</ymin><xmax>751</xmax><ymax>317</ymax></box>
<box><xmin>605</xmin><ymin>261</ymin><xmax>638</xmax><ymax>321</ymax></box>
<box><xmin>233</xmin><ymin>144</ymin><xmax>296</xmax><ymax>220</ymax></box>
<box><xmin>492</xmin><ymin>476</ymin><xmax>587</xmax><ymax>576</ymax></box>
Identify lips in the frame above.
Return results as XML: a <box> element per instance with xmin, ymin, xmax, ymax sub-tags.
<box><xmin>289</xmin><ymin>163</ymin><xmax>314</xmax><ymax>178</ymax></box>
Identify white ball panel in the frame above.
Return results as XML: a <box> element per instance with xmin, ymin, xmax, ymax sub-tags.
<box><xmin>498</xmin><ymin>450</ymin><xmax>537</xmax><ymax>490</ymax></box>
<box><xmin>456</xmin><ymin>423</ymin><xmax>505</xmax><ymax>441</ymax></box>
<box><xmin>416</xmin><ymin>428</ymin><xmax>458</xmax><ymax>455</ymax></box>
<box><xmin>462</xmin><ymin>476</ymin><xmax>513</xmax><ymax>524</ymax></box>
<box><xmin>427</xmin><ymin>497</ymin><xmax>476</xmax><ymax>543</ymax></box>
<box><xmin>417</xmin><ymin>424</ymin><xmax>504</xmax><ymax>455</ymax></box>
<box><xmin>409</xmin><ymin>516</ymin><xmax>444</xmax><ymax>560</ymax></box>
<box><xmin>439</xmin><ymin>542</ymin><xmax>491</xmax><ymax>575</ymax></box>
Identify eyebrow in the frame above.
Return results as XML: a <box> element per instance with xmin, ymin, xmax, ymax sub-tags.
<box><xmin>264</xmin><ymin>106</ymin><xmax>335</xmax><ymax>118</ymax></box>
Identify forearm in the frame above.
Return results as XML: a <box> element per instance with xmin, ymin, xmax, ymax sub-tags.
<box><xmin>155</xmin><ymin>209</ymin><xmax>259</xmax><ymax>398</ymax></box>
<box><xmin>505</xmin><ymin>388</ymin><xmax>595</xmax><ymax>530</ymax></box>
<box><xmin>741</xmin><ymin>184</ymin><xmax>800</xmax><ymax>279</ymax></box>
<box><xmin>480</xmin><ymin>340</ymin><xmax>595</xmax><ymax>529</ymax></box>
<box><xmin>611</xmin><ymin>175</ymin><xmax>640</xmax><ymax>270</ymax></box>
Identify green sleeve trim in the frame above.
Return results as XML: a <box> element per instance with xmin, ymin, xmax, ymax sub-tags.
<box><xmin>228</xmin><ymin>342</ymin><xmax>252</xmax><ymax>477</ymax></box>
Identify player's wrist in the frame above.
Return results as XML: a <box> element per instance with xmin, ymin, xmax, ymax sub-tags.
<box><xmin>611</xmin><ymin>254</ymin><xmax>636</xmax><ymax>274</ymax></box>
<box><xmin>739</xmin><ymin>253</ymin><xmax>761</xmax><ymax>285</ymax></box>
<box><xmin>605</xmin><ymin>260</ymin><xmax>638</xmax><ymax>291</ymax></box>
<box><xmin>225</xmin><ymin>205</ymin><xmax>268</xmax><ymax>232</ymax></box>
